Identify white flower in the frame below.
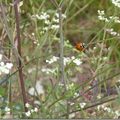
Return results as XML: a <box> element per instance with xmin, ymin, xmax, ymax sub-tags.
<box><xmin>0</xmin><ymin>60</ymin><xmax>13</xmax><ymax>75</ymax></box>
<box><xmin>98</xmin><ymin>10</ymin><xmax>105</xmax><ymax>15</ymax></box>
<box><xmin>39</xmin><ymin>12</ymin><xmax>50</xmax><ymax>20</ymax></box>
<box><xmin>66</xmin><ymin>83</ymin><xmax>74</xmax><ymax>90</ymax></box>
<box><xmin>5</xmin><ymin>107</ymin><xmax>10</xmax><ymax>112</ymax></box>
<box><xmin>115</xmin><ymin>110</ymin><xmax>120</xmax><ymax>116</ymax></box>
<box><xmin>0</xmin><ymin>54</ymin><xmax>2</xmax><ymax>61</ymax></box>
<box><xmin>97</xmin><ymin>105</ymin><xmax>101</xmax><ymax>111</ymax></box>
<box><xmin>55</xmin><ymin>13</ymin><xmax>66</xmax><ymax>19</ymax></box>
<box><xmin>112</xmin><ymin>0</ymin><xmax>120</xmax><ymax>8</ymax></box>
<box><xmin>98</xmin><ymin>10</ymin><xmax>107</xmax><ymax>21</ymax></box>
<box><xmin>106</xmin><ymin>28</ymin><xmax>120</xmax><ymax>37</ymax></box>
<box><xmin>62</xmin><ymin>14</ymin><xmax>66</xmax><ymax>19</ymax></box>
<box><xmin>73</xmin><ymin>59</ymin><xmax>82</xmax><ymax>65</ymax></box>
<box><xmin>34</xmin><ymin>107</ymin><xmax>38</xmax><ymax>112</ymax></box>
<box><xmin>58</xmin><ymin>83</ymin><xmax>64</xmax><ymax>87</ymax></box>
<box><xmin>69</xmin><ymin>113</ymin><xmax>75</xmax><ymax>118</ymax></box>
<box><xmin>106</xmin><ymin>107</ymin><xmax>112</xmax><ymax>113</ymax></box>
<box><xmin>34</xmin><ymin>100</ymin><xmax>41</xmax><ymax>105</ymax></box>
<box><xmin>45</xmin><ymin>20</ymin><xmax>50</xmax><ymax>25</ymax></box>
<box><xmin>52</xmin><ymin>56</ymin><xmax>59</xmax><ymax>61</ymax></box>
<box><xmin>25</xmin><ymin>103</ymin><xmax>30</xmax><ymax>108</ymax></box>
<box><xmin>55</xmin><ymin>13</ymin><xmax>59</xmax><ymax>18</ymax></box>
<box><xmin>25</xmin><ymin>111</ymin><xmax>31</xmax><ymax>117</ymax></box>
<box><xmin>43</xmin><ymin>27</ymin><xmax>48</xmax><ymax>31</ymax></box>
<box><xmin>74</xmin><ymin>92</ymin><xmax>79</xmax><ymax>97</ymax></box>
<box><xmin>30</xmin><ymin>109</ymin><xmax>34</xmax><ymax>113</ymax></box>
<box><xmin>71</xmin><ymin>56</ymin><xmax>75</xmax><ymax>60</ymax></box>
<box><xmin>32</xmin><ymin>33</ymin><xmax>35</xmax><ymax>36</ymax></box>
<box><xmin>0</xmin><ymin>66</ymin><xmax>9</xmax><ymax>74</ymax></box>
<box><xmin>51</xmin><ymin>25</ymin><xmax>59</xmax><ymax>29</ymax></box>
<box><xmin>46</xmin><ymin>56</ymin><xmax>59</xmax><ymax>64</ymax></box>
<box><xmin>70</xmin><ymin>102</ymin><xmax>75</xmax><ymax>106</ymax></box>
<box><xmin>35</xmin><ymin>14</ymin><xmax>40</xmax><ymax>19</ymax></box>
<box><xmin>28</xmin><ymin>87</ymin><xmax>35</xmax><ymax>96</ymax></box>
<box><xmin>103</xmin><ymin>57</ymin><xmax>108</xmax><ymax>61</ymax></box>
<box><xmin>0</xmin><ymin>62</ymin><xmax>4</xmax><ymax>66</ymax></box>
<box><xmin>80</xmin><ymin>102</ymin><xmax>86</xmax><ymax>108</ymax></box>
<box><xmin>53</xmin><ymin>18</ymin><xmax>59</xmax><ymax>23</ymax></box>
<box><xmin>64</xmin><ymin>57</ymin><xmax>71</xmax><ymax>66</ymax></box>
<box><xmin>41</xmin><ymin>68</ymin><xmax>56</xmax><ymax>74</ymax></box>
<box><xmin>98</xmin><ymin>10</ymin><xmax>120</xmax><ymax>23</ymax></box>
<box><xmin>32</xmin><ymin>12</ymin><xmax>50</xmax><ymax>20</ymax></box>
<box><xmin>97</xmin><ymin>94</ymin><xmax>102</xmax><ymax>99</ymax></box>
<box><xmin>6</xmin><ymin>63</ymin><xmax>13</xmax><ymax>69</ymax></box>
<box><xmin>101</xmin><ymin>105</ymin><xmax>105</xmax><ymax>109</ymax></box>
<box><xmin>93</xmin><ymin>47</ymin><xmax>97</xmax><ymax>50</ymax></box>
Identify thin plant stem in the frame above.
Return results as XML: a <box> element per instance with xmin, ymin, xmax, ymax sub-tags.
<box><xmin>13</xmin><ymin>0</ymin><xmax>27</xmax><ymax>112</ymax></box>
<box><xmin>50</xmin><ymin>1</ymin><xmax>69</xmax><ymax>118</ymax></box>
<box><xmin>58</xmin><ymin>4</ymin><xmax>69</xmax><ymax>119</ymax></box>
<box><xmin>60</xmin><ymin>95</ymin><xmax>118</xmax><ymax>117</ymax></box>
<box><xmin>58</xmin><ymin>3</ymin><xmax>66</xmax><ymax>89</ymax></box>
<box><xmin>8</xmin><ymin>78</ymin><xmax>12</xmax><ymax>114</ymax></box>
<box><xmin>0</xmin><ymin>3</ymin><xmax>22</xmax><ymax>64</ymax></box>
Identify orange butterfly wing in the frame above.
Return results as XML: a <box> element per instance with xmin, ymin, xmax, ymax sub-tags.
<box><xmin>75</xmin><ymin>42</ymin><xmax>85</xmax><ymax>51</ymax></box>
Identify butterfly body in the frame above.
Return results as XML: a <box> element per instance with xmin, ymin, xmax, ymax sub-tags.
<box><xmin>75</xmin><ymin>42</ymin><xmax>85</xmax><ymax>51</ymax></box>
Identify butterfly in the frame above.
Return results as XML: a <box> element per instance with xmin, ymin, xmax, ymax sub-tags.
<box><xmin>75</xmin><ymin>42</ymin><xmax>85</xmax><ymax>51</ymax></box>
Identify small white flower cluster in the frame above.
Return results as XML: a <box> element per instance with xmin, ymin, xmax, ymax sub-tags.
<box><xmin>64</xmin><ymin>57</ymin><xmax>71</xmax><ymax>66</ymax></box>
<box><xmin>32</xmin><ymin>12</ymin><xmax>66</xmax><ymax>32</ymax></box>
<box><xmin>34</xmin><ymin>100</ymin><xmax>41</xmax><ymax>105</ymax></box>
<box><xmin>97</xmin><ymin>104</ymin><xmax>119</xmax><ymax>116</ymax></box>
<box><xmin>97</xmin><ymin>105</ymin><xmax>120</xmax><ymax>118</ymax></box>
<box><xmin>25</xmin><ymin>103</ymin><xmax>38</xmax><ymax>117</ymax></box>
<box><xmin>45</xmin><ymin>56</ymin><xmax>82</xmax><ymax>66</ymax></box>
<box><xmin>64</xmin><ymin>56</ymin><xmax>82</xmax><ymax>66</ymax></box>
<box><xmin>41</xmin><ymin>67</ymin><xmax>57</xmax><ymax>74</ymax></box>
<box><xmin>73</xmin><ymin>92</ymin><xmax>79</xmax><ymax>98</ymax></box>
<box><xmin>105</xmin><ymin>28</ymin><xmax>120</xmax><ymax>36</ymax></box>
<box><xmin>112</xmin><ymin>0</ymin><xmax>120</xmax><ymax>8</ymax></box>
<box><xmin>42</xmin><ymin>56</ymin><xmax>82</xmax><ymax>75</ymax></box>
<box><xmin>28</xmin><ymin>81</ymin><xmax>44</xmax><ymax>96</ymax></box>
<box><xmin>69</xmin><ymin>113</ymin><xmax>75</xmax><ymax>119</ymax></box>
<box><xmin>31</xmin><ymin>33</ymin><xmax>40</xmax><ymax>46</ymax></box>
<box><xmin>73</xmin><ymin>58</ymin><xmax>82</xmax><ymax>66</ymax></box>
<box><xmin>91</xmin><ymin>56</ymin><xmax>108</xmax><ymax>64</ymax></box>
<box><xmin>46</xmin><ymin>56</ymin><xmax>59</xmax><ymax>64</ymax></box>
<box><xmin>79</xmin><ymin>102</ymin><xmax>86</xmax><ymax>108</ymax></box>
<box><xmin>66</xmin><ymin>82</ymin><xmax>74</xmax><ymax>90</ymax></box>
<box><xmin>35</xmin><ymin>12</ymin><xmax>50</xmax><ymax>20</ymax></box>
<box><xmin>98</xmin><ymin>10</ymin><xmax>120</xmax><ymax>23</ymax></box>
<box><xmin>3</xmin><ymin>106</ymin><xmax>11</xmax><ymax>118</ymax></box>
<box><xmin>114</xmin><ymin>110</ymin><xmax>120</xmax><ymax>118</ymax></box>
<box><xmin>0</xmin><ymin>54</ymin><xmax>13</xmax><ymax>75</ymax></box>
<box><xmin>4</xmin><ymin>106</ymin><xmax>10</xmax><ymax>114</ymax></box>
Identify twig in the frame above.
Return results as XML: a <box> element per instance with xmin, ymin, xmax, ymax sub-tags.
<box><xmin>72</xmin><ymin>71</ymin><xmax>120</xmax><ymax>101</ymax></box>
<box><xmin>60</xmin><ymin>95</ymin><xmax>118</xmax><ymax>117</ymax></box>
<box><xmin>50</xmin><ymin>0</ymin><xmax>59</xmax><ymax>8</ymax></box>
<box><xmin>14</xmin><ymin>0</ymin><xmax>27</xmax><ymax>112</ymax></box>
